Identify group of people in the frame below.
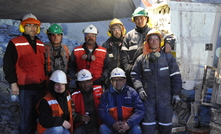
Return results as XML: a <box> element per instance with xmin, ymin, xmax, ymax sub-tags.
<box><xmin>3</xmin><ymin>6</ymin><xmax>182</xmax><ymax>134</ymax></box>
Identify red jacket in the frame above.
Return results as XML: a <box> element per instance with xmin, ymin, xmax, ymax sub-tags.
<box><xmin>37</xmin><ymin>93</ymin><xmax>73</xmax><ymax>134</ymax></box>
<box><xmin>11</xmin><ymin>36</ymin><xmax>45</xmax><ymax>85</ymax></box>
<box><xmin>71</xmin><ymin>85</ymin><xmax>103</xmax><ymax>127</ymax></box>
<box><xmin>74</xmin><ymin>45</ymin><xmax>107</xmax><ymax>81</ymax></box>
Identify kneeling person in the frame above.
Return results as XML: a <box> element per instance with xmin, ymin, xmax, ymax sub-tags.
<box><xmin>37</xmin><ymin>70</ymin><xmax>73</xmax><ymax>134</ymax></box>
<box><xmin>72</xmin><ymin>69</ymin><xmax>103</xmax><ymax>134</ymax></box>
<box><xmin>98</xmin><ymin>67</ymin><xmax>144</xmax><ymax>134</ymax></box>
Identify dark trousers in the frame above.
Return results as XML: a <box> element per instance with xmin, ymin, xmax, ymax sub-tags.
<box><xmin>74</xmin><ymin>125</ymin><xmax>99</xmax><ymax>134</ymax></box>
<box><xmin>18</xmin><ymin>88</ymin><xmax>45</xmax><ymax>134</ymax></box>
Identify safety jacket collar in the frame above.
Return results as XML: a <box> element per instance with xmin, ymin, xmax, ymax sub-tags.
<box><xmin>82</xmin><ymin>42</ymin><xmax>98</xmax><ymax>52</ymax></box>
<box><xmin>135</xmin><ymin>25</ymin><xmax>148</xmax><ymax>33</ymax></box>
<box><xmin>22</xmin><ymin>33</ymin><xmax>39</xmax><ymax>41</ymax></box>
<box><xmin>110</xmin><ymin>36</ymin><xmax>123</xmax><ymax>42</ymax></box>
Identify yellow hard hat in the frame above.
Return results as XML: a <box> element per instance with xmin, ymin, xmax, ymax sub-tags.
<box><xmin>146</xmin><ymin>29</ymin><xmax>162</xmax><ymax>39</ymax></box>
<box><xmin>108</xmin><ymin>18</ymin><xmax>126</xmax><ymax>37</ymax></box>
<box><xmin>146</xmin><ymin>29</ymin><xmax>164</xmax><ymax>47</ymax></box>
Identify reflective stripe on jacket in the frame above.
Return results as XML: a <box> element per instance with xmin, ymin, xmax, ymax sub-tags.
<box><xmin>11</xmin><ymin>36</ymin><xmax>45</xmax><ymax>85</ymax></box>
<box><xmin>71</xmin><ymin>85</ymin><xmax>103</xmax><ymax>127</ymax></box>
<box><xmin>120</xmin><ymin>26</ymin><xmax>151</xmax><ymax>74</ymax></box>
<box><xmin>74</xmin><ymin>45</ymin><xmax>107</xmax><ymax>81</ymax></box>
<box><xmin>37</xmin><ymin>93</ymin><xmax>73</xmax><ymax>134</ymax></box>
<box><xmin>131</xmin><ymin>51</ymin><xmax>182</xmax><ymax>100</ymax></box>
<box><xmin>98</xmin><ymin>84</ymin><xmax>144</xmax><ymax>128</ymax></box>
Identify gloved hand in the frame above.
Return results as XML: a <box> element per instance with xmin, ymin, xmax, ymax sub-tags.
<box><xmin>164</xmin><ymin>35</ymin><xmax>176</xmax><ymax>48</ymax></box>
<box><xmin>172</xmin><ymin>95</ymin><xmax>180</xmax><ymax>105</ymax></box>
<box><xmin>138</xmin><ymin>89</ymin><xmax>147</xmax><ymax>101</ymax></box>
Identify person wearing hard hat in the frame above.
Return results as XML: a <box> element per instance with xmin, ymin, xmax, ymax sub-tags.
<box><xmin>120</xmin><ymin>7</ymin><xmax>176</xmax><ymax>88</ymax></box>
<box><xmin>131</xmin><ymin>29</ymin><xmax>182</xmax><ymax>134</ymax></box>
<box><xmin>102</xmin><ymin>18</ymin><xmax>126</xmax><ymax>71</ymax></box>
<box><xmin>68</xmin><ymin>24</ymin><xmax>110</xmax><ymax>89</ymax></box>
<box><xmin>98</xmin><ymin>67</ymin><xmax>144</xmax><ymax>134</ymax></box>
<box><xmin>71</xmin><ymin>69</ymin><xmax>103</xmax><ymax>134</ymax></box>
<box><xmin>3</xmin><ymin>13</ymin><xmax>46</xmax><ymax>133</ymax></box>
<box><xmin>37</xmin><ymin>70</ymin><xmax>73</xmax><ymax>134</ymax></box>
<box><xmin>45</xmin><ymin>24</ymin><xmax>70</xmax><ymax>86</ymax></box>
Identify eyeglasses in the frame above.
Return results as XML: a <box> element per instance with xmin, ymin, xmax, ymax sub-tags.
<box><xmin>86</xmin><ymin>34</ymin><xmax>96</xmax><ymax>37</ymax></box>
<box><xmin>112</xmin><ymin>28</ymin><xmax>121</xmax><ymax>32</ymax></box>
<box><xmin>25</xmin><ymin>24</ymin><xmax>38</xmax><ymax>27</ymax></box>
<box><xmin>111</xmin><ymin>78</ymin><xmax>125</xmax><ymax>82</ymax></box>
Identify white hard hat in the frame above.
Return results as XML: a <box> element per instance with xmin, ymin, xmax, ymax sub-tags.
<box><xmin>20</xmin><ymin>13</ymin><xmax>41</xmax><ymax>27</ymax></box>
<box><xmin>50</xmin><ymin>70</ymin><xmax>67</xmax><ymax>84</ymax></box>
<box><xmin>83</xmin><ymin>24</ymin><xmax>98</xmax><ymax>35</ymax></box>
<box><xmin>77</xmin><ymin>69</ymin><xmax>93</xmax><ymax>81</ymax></box>
<box><xmin>22</xmin><ymin>13</ymin><xmax>37</xmax><ymax>21</ymax></box>
<box><xmin>110</xmin><ymin>67</ymin><xmax>126</xmax><ymax>79</ymax></box>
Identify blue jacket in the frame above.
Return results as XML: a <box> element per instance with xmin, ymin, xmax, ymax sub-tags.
<box><xmin>98</xmin><ymin>84</ymin><xmax>144</xmax><ymax>128</ymax></box>
<box><xmin>131</xmin><ymin>51</ymin><xmax>182</xmax><ymax>102</ymax></box>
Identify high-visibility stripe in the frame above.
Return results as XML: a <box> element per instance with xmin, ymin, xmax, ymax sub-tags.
<box><xmin>142</xmin><ymin>122</ymin><xmax>156</xmax><ymax>126</ymax></box>
<box><xmin>74</xmin><ymin>48</ymin><xmax>84</xmax><ymax>51</ymax></box>
<box><xmin>130</xmin><ymin>72</ymin><xmax>137</xmax><ymax>75</ymax></box>
<box><xmin>93</xmin><ymin>86</ymin><xmax>102</xmax><ymax>90</ymax></box>
<box><xmin>72</xmin><ymin>91</ymin><xmax>81</xmax><ymax>96</ymax></box>
<box><xmin>48</xmin><ymin>100</ymin><xmax>58</xmax><ymax>105</ymax></box>
<box><xmin>96</xmin><ymin>49</ymin><xmax>106</xmax><ymax>52</ymax></box>
<box><xmin>160</xmin><ymin>66</ymin><xmax>169</xmax><ymax>71</ymax></box>
<box><xmin>144</xmin><ymin>69</ymin><xmax>151</xmax><ymax>71</ymax></box>
<box><xmin>67</xmin><ymin>95</ymin><xmax>71</xmax><ymax>101</ymax></box>
<box><xmin>36</xmin><ymin>43</ymin><xmax>44</xmax><ymax>46</ymax></box>
<box><xmin>121</xmin><ymin>46</ymin><xmax>128</xmax><ymax>51</ymax></box>
<box><xmin>129</xmin><ymin>45</ymin><xmax>138</xmax><ymax>51</ymax></box>
<box><xmin>15</xmin><ymin>42</ymin><xmax>29</xmax><ymax>46</ymax></box>
<box><xmin>74</xmin><ymin>48</ymin><xmax>106</xmax><ymax>52</ymax></box>
<box><xmin>15</xmin><ymin>42</ymin><xmax>44</xmax><ymax>46</ymax></box>
<box><xmin>158</xmin><ymin>122</ymin><xmax>172</xmax><ymax>126</ymax></box>
<box><xmin>170</xmin><ymin>72</ymin><xmax>181</xmax><ymax>77</ymax></box>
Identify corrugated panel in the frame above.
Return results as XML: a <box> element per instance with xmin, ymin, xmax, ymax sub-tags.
<box><xmin>0</xmin><ymin>0</ymin><xmax>136</xmax><ymax>23</ymax></box>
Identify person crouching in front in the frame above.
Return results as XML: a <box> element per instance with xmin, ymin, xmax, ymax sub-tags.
<box><xmin>37</xmin><ymin>70</ymin><xmax>73</xmax><ymax>134</ymax></box>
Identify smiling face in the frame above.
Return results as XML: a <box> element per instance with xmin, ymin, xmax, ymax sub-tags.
<box><xmin>54</xmin><ymin>83</ymin><xmax>66</xmax><ymax>93</ymax></box>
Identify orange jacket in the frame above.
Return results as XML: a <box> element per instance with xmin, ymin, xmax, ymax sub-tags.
<box><xmin>74</xmin><ymin>45</ymin><xmax>107</xmax><ymax>81</ymax></box>
<box><xmin>71</xmin><ymin>85</ymin><xmax>103</xmax><ymax>127</ymax></box>
<box><xmin>11</xmin><ymin>36</ymin><xmax>45</xmax><ymax>85</ymax></box>
<box><xmin>37</xmin><ymin>93</ymin><xmax>73</xmax><ymax>134</ymax></box>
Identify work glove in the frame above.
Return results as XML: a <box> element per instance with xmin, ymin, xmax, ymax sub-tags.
<box><xmin>164</xmin><ymin>35</ymin><xmax>176</xmax><ymax>48</ymax></box>
<box><xmin>138</xmin><ymin>89</ymin><xmax>147</xmax><ymax>101</ymax></box>
<box><xmin>172</xmin><ymin>95</ymin><xmax>180</xmax><ymax>105</ymax></box>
